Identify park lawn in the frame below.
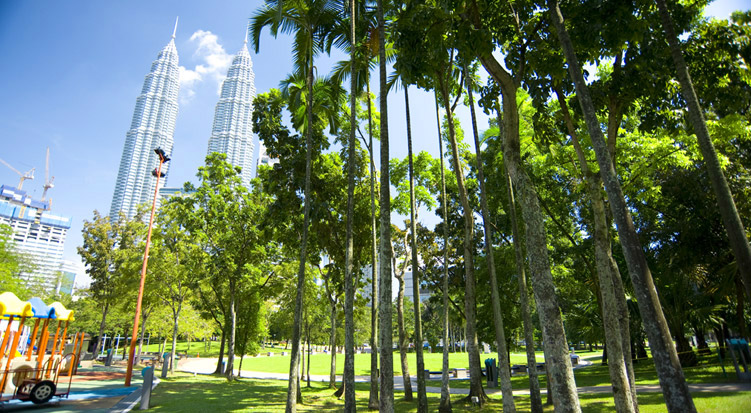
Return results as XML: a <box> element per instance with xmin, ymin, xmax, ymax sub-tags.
<box><xmin>235</xmin><ymin>349</ymin><xmax>582</xmax><ymax>377</ymax></box>
<box><xmin>145</xmin><ymin>373</ymin><xmax>751</xmax><ymax>412</ymax></box>
<box><xmin>426</xmin><ymin>351</ymin><xmax>738</xmax><ymax>390</ymax></box>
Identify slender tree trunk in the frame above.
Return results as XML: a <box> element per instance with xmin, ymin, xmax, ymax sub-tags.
<box><xmin>330</xmin><ymin>301</ymin><xmax>338</xmax><ymax>388</ymax></box>
<box><xmin>395</xmin><ymin>271</ymin><xmax>413</xmax><ymax>400</ymax></box>
<box><xmin>367</xmin><ymin>80</ymin><xmax>380</xmax><ymax>411</ymax></box>
<box><xmin>343</xmin><ymin>1</ymin><xmax>357</xmax><ymax>409</ymax></box>
<box><xmin>286</xmin><ymin>33</ymin><xmax>315</xmax><ymax>413</ymax></box>
<box><xmin>170</xmin><ymin>301</ymin><xmax>183</xmax><ymax>375</ymax></box>
<box><xmin>307</xmin><ymin>324</ymin><xmax>311</xmax><ymax>388</ymax></box>
<box><xmin>548</xmin><ymin>2</ymin><xmax>695</xmax><ymax>411</ymax></box>
<box><xmin>405</xmin><ymin>86</ymin><xmax>428</xmax><ymax>412</ymax></box>
<box><xmin>465</xmin><ymin>68</ymin><xmax>515</xmax><ymax>413</ymax></box>
<box><xmin>438</xmin><ymin>74</ymin><xmax>486</xmax><ymax>403</ymax></box>
<box><xmin>136</xmin><ymin>309</ymin><xmax>149</xmax><ymax>365</ymax></box>
<box><xmin>92</xmin><ymin>302</ymin><xmax>110</xmax><ymax>359</ymax></box>
<box><xmin>226</xmin><ymin>282</ymin><xmax>236</xmax><ymax>381</ymax></box>
<box><xmin>556</xmin><ymin>89</ymin><xmax>635</xmax><ymax>413</ymax></box>
<box><xmin>481</xmin><ymin>58</ymin><xmax>579</xmax><ymax>411</ymax></box>
<box><xmin>377</xmin><ymin>0</ymin><xmax>394</xmax><ymax>408</ymax></box>
<box><xmin>214</xmin><ymin>327</ymin><xmax>225</xmax><ymax>374</ymax></box>
<box><xmin>656</xmin><ymin>0</ymin><xmax>751</xmax><ymax>301</ymax></box>
<box><xmin>435</xmin><ymin>94</ymin><xmax>453</xmax><ymax>413</ymax></box>
<box><xmin>504</xmin><ymin>171</ymin><xmax>542</xmax><ymax>413</ymax></box>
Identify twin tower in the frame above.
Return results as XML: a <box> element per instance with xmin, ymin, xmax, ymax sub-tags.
<box><xmin>110</xmin><ymin>22</ymin><xmax>256</xmax><ymax>219</ymax></box>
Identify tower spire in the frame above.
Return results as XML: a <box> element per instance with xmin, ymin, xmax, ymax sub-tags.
<box><xmin>172</xmin><ymin>16</ymin><xmax>179</xmax><ymax>39</ymax></box>
<box><xmin>244</xmin><ymin>20</ymin><xmax>250</xmax><ymax>45</ymax></box>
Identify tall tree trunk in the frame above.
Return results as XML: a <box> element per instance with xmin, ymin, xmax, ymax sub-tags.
<box><xmin>556</xmin><ymin>89</ymin><xmax>635</xmax><ymax>413</ymax></box>
<box><xmin>226</xmin><ymin>282</ymin><xmax>236</xmax><ymax>381</ymax></box>
<box><xmin>480</xmin><ymin>57</ymin><xmax>579</xmax><ymax>412</ymax></box>
<box><xmin>367</xmin><ymin>80</ymin><xmax>380</xmax><ymax>411</ymax></box>
<box><xmin>465</xmin><ymin>68</ymin><xmax>515</xmax><ymax>413</ymax></box>
<box><xmin>435</xmin><ymin>94</ymin><xmax>453</xmax><ymax>413</ymax></box>
<box><xmin>505</xmin><ymin>171</ymin><xmax>542</xmax><ymax>413</ymax></box>
<box><xmin>136</xmin><ymin>309</ymin><xmax>149</xmax><ymax>365</ymax></box>
<box><xmin>307</xmin><ymin>323</ymin><xmax>312</xmax><ymax>388</ymax></box>
<box><xmin>343</xmin><ymin>2</ymin><xmax>357</xmax><ymax>408</ymax></box>
<box><xmin>214</xmin><ymin>327</ymin><xmax>225</xmax><ymax>374</ymax></box>
<box><xmin>438</xmin><ymin>74</ymin><xmax>486</xmax><ymax>403</ymax></box>
<box><xmin>395</xmin><ymin>272</ymin><xmax>413</xmax><ymax>400</ymax></box>
<box><xmin>286</xmin><ymin>32</ymin><xmax>315</xmax><ymax>413</ymax></box>
<box><xmin>92</xmin><ymin>302</ymin><xmax>110</xmax><ymax>359</ymax></box>
<box><xmin>548</xmin><ymin>2</ymin><xmax>695</xmax><ymax>411</ymax></box>
<box><xmin>329</xmin><ymin>300</ymin><xmax>338</xmax><ymax>388</ymax></box>
<box><xmin>170</xmin><ymin>301</ymin><xmax>183</xmax><ymax>375</ymax></box>
<box><xmin>656</xmin><ymin>0</ymin><xmax>751</xmax><ymax>301</ymax></box>
<box><xmin>405</xmin><ymin>86</ymin><xmax>428</xmax><ymax>411</ymax></box>
<box><xmin>377</xmin><ymin>0</ymin><xmax>394</xmax><ymax>408</ymax></box>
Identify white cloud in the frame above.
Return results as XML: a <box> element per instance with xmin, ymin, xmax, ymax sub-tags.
<box><xmin>179</xmin><ymin>30</ymin><xmax>232</xmax><ymax>102</ymax></box>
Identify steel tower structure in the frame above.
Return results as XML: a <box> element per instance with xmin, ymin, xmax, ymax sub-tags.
<box><xmin>206</xmin><ymin>33</ymin><xmax>257</xmax><ymax>186</ymax></box>
<box><xmin>110</xmin><ymin>22</ymin><xmax>180</xmax><ymax>219</ymax></box>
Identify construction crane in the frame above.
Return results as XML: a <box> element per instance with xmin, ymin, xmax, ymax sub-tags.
<box><xmin>41</xmin><ymin>147</ymin><xmax>55</xmax><ymax>204</ymax></box>
<box><xmin>0</xmin><ymin>157</ymin><xmax>35</xmax><ymax>190</ymax></box>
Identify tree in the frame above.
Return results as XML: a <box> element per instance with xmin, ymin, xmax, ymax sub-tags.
<box><xmin>547</xmin><ymin>1</ymin><xmax>696</xmax><ymax>411</ymax></box>
<box><xmin>655</xmin><ymin>0</ymin><xmax>751</xmax><ymax>302</ymax></box>
<box><xmin>375</xmin><ymin>0</ymin><xmax>394</xmax><ymax>407</ymax></box>
<box><xmin>251</xmin><ymin>1</ymin><xmax>338</xmax><ymax>407</ymax></box>
<box><xmin>0</xmin><ymin>224</ymin><xmax>31</xmax><ymax>297</ymax></box>
<box><xmin>78</xmin><ymin>210</ymin><xmax>144</xmax><ymax>358</ymax></box>
<box><xmin>172</xmin><ymin>153</ymin><xmax>270</xmax><ymax>381</ymax></box>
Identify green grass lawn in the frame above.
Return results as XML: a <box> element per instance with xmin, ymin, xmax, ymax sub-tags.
<box><xmin>233</xmin><ymin>349</ymin><xmax>602</xmax><ymax>377</ymax></box>
<box><xmin>425</xmin><ymin>351</ymin><xmax>739</xmax><ymax>390</ymax></box>
<box><xmin>145</xmin><ymin>373</ymin><xmax>751</xmax><ymax>412</ymax></box>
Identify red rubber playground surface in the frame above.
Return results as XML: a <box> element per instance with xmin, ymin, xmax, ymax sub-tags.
<box><xmin>0</xmin><ymin>365</ymin><xmax>146</xmax><ymax>412</ymax></box>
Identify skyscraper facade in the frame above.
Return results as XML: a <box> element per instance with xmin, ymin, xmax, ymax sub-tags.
<box><xmin>0</xmin><ymin>185</ymin><xmax>71</xmax><ymax>290</ymax></box>
<box><xmin>110</xmin><ymin>27</ymin><xmax>180</xmax><ymax>219</ymax></box>
<box><xmin>206</xmin><ymin>38</ymin><xmax>257</xmax><ymax>186</ymax></box>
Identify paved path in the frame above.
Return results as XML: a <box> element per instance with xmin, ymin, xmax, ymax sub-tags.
<box><xmin>179</xmin><ymin>358</ymin><xmax>751</xmax><ymax>395</ymax></box>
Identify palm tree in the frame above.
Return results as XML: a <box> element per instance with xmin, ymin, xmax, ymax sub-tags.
<box><xmin>376</xmin><ymin>0</ymin><xmax>394</xmax><ymax>407</ymax></box>
<box><xmin>463</xmin><ymin>64</ymin><xmax>515</xmax><ymax>413</ymax></box>
<box><xmin>547</xmin><ymin>1</ymin><xmax>696</xmax><ymax>411</ymax></box>
<box><xmin>250</xmin><ymin>1</ymin><xmax>337</xmax><ymax>409</ymax></box>
<box><xmin>434</xmin><ymin>93</ymin><xmax>452</xmax><ymax>413</ymax></box>
<box><xmin>655</xmin><ymin>0</ymin><xmax>751</xmax><ymax>302</ymax></box>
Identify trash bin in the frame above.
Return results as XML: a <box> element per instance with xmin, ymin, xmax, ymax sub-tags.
<box><xmin>485</xmin><ymin>358</ymin><xmax>497</xmax><ymax>388</ymax></box>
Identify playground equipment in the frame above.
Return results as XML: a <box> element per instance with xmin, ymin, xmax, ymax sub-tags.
<box><xmin>0</xmin><ymin>292</ymin><xmax>81</xmax><ymax>405</ymax></box>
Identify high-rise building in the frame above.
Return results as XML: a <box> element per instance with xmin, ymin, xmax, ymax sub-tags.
<box><xmin>256</xmin><ymin>142</ymin><xmax>279</xmax><ymax>172</ymax></box>
<box><xmin>206</xmin><ymin>34</ymin><xmax>257</xmax><ymax>186</ymax></box>
<box><xmin>56</xmin><ymin>259</ymin><xmax>80</xmax><ymax>296</ymax></box>
<box><xmin>110</xmin><ymin>23</ymin><xmax>180</xmax><ymax>219</ymax></box>
<box><xmin>0</xmin><ymin>185</ymin><xmax>71</xmax><ymax>290</ymax></box>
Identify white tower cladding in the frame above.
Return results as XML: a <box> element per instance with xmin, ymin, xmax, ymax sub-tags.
<box><xmin>111</xmin><ymin>22</ymin><xmax>180</xmax><ymax>219</ymax></box>
<box><xmin>206</xmin><ymin>35</ymin><xmax>257</xmax><ymax>186</ymax></box>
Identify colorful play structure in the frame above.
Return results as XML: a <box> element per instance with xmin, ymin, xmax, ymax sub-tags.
<box><xmin>0</xmin><ymin>292</ymin><xmax>83</xmax><ymax>405</ymax></box>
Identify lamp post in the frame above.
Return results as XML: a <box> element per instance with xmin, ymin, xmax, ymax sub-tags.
<box><xmin>125</xmin><ymin>147</ymin><xmax>170</xmax><ymax>387</ymax></box>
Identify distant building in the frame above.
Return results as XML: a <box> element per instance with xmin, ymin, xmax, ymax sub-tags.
<box><xmin>111</xmin><ymin>23</ymin><xmax>180</xmax><ymax>220</ymax></box>
<box><xmin>206</xmin><ymin>32</ymin><xmax>257</xmax><ymax>186</ymax></box>
<box><xmin>256</xmin><ymin>143</ymin><xmax>279</xmax><ymax>172</ymax></box>
<box><xmin>360</xmin><ymin>264</ymin><xmax>431</xmax><ymax>304</ymax></box>
<box><xmin>158</xmin><ymin>186</ymin><xmax>192</xmax><ymax>201</ymax></box>
<box><xmin>0</xmin><ymin>185</ymin><xmax>71</xmax><ymax>290</ymax></box>
<box><xmin>56</xmin><ymin>259</ymin><xmax>79</xmax><ymax>296</ymax></box>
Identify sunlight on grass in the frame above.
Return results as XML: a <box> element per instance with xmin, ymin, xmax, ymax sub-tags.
<box><xmin>146</xmin><ymin>373</ymin><xmax>751</xmax><ymax>412</ymax></box>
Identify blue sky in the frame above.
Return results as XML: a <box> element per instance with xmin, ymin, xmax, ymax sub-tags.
<box><xmin>0</xmin><ymin>0</ymin><xmax>745</xmax><ymax>288</ymax></box>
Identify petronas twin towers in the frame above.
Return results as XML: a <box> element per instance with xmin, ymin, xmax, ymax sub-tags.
<box><xmin>110</xmin><ymin>22</ymin><xmax>257</xmax><ymax>219</ymax></box>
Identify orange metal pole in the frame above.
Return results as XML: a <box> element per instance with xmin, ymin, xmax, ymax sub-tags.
<box><xmin>35</xmin><ymin>319</ymin><xmax>50</xmax><ymax>380</ymax></box>
<box><xmin>125</xmin><ymin>155</ymin><xmax>165</xmax><ymax>387</ymax></box>
<box><xmin>46</xmin><ymin>321</ymin><xmax>63</xmax><ymax>378</ymax></box>
<box><xmin>26</xmin><ymin>319</ymin><xmax>41</xmax><ymax>360</ymax></box>
<box><xmin>0</xmin><ymin>316</ymin><xmax>27</xmax><ymax>392</ymax></box>
<box><xmin>0</xmin><ymin>316</ymin><xmax>15</xmax><ymax>359</ymax></box>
